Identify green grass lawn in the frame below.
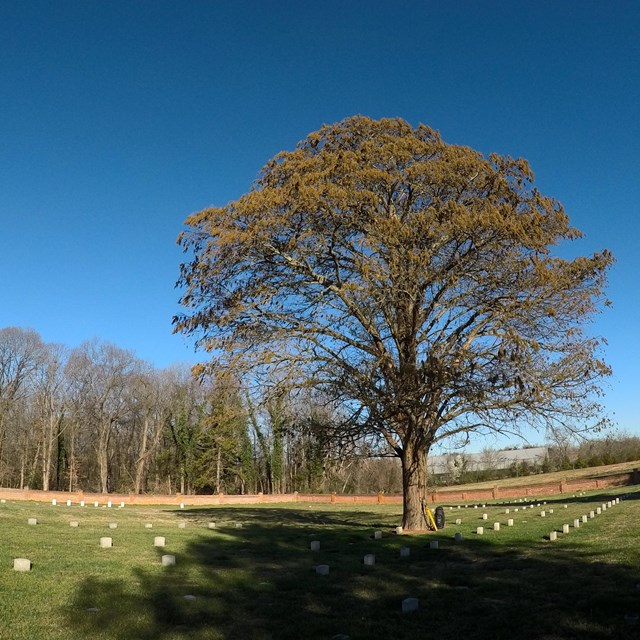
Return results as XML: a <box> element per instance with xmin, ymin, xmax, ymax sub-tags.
<box><xmin>1</xmin><ymin>488</ymin><xmax>639</xmax><ymax>639</ymax></box>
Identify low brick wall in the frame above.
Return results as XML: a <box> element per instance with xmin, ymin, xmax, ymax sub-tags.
<box><xmin>0</xmin><ymin>470</ymin><xmax>636</xmax><ymax>507</ymax></box>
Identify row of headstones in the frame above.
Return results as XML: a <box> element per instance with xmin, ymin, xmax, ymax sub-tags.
<box><xmin>13</xmin><ymin>518</ymin><xmax>241</xmax><ymax>572</ymax></box>
<box><xmin>549</xmin><ymin>497</ymin><xmax>620</xmax><ymax>541</ymax></box>
<box><xmin>24</xmin><ymin>518</ymin><xmax>239</xmax><ymax>530</ymax></box>
<box><xmin>473</xmin><ymin>503</ymin><xmax>553</xmax><ymax>531</ymax></box>
<box><xmin>49</xmin><ymin>499</ymin><xmax>191</xmax><ymax>509</ymax></box>
<box><xmin>51</xmin><ymin>499</ymin><xmax>125</xmax><ymax>508</ymax></box>
<box><xmin>447</xmin><ymin>493</ymin><xmax>592</xmax><ymax>511</ymax></box>
<box><xmin>13</xmin><ymin>534</ymin><xmax>179</xmax><ymax>572</ymax></box>
<box><xmin>473</xmin><ymin>497</ymin><xmax>620</xmax><ymax>537</ymax></box>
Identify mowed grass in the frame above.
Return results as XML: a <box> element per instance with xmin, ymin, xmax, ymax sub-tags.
<box><xmin>1</xmin><ymin>488</ymin><xmax>640</xmax><ymax>640</ymax></box>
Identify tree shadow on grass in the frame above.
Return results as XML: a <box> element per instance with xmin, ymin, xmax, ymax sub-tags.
<box><xmin>65</xmin><ymin>506</ymin><xmax>640</xmax><ymax>640</ymax></box>
<box><xmin>169</xmin><ymin>505</ymin><xmax>402</xmax><ymax>532</ymax></box>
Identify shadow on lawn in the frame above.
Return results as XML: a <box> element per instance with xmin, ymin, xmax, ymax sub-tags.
<box><xmin>65</xmin><ymin>510</ymin><xmax>640</xmax><ymax>640</ymax></box>
<box><xmin>174</xmin><ymin>505</ymin><xmax>398</xmax><ymax>529</ymax></box>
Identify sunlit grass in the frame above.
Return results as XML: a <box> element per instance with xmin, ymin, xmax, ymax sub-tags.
<box><xmin>1</xmin><ymin>487</ymin><xmax>639</xmax><ymax>639</ymax></box>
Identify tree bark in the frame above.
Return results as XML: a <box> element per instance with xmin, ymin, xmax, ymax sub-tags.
<box><xmin>134</xmin><ymin>415</ymin><xmax>150</xmax><ymax>494</ymax></box>
<box><xmin>400</xmin><ymin>442</ymin><xmax>431</xmax><ymax>531</ymax></box>
<box><xmin>98</xmin><ymin>420</ymin><xmax>110</xmax><ymax>494</ymax></box>
<box><xmin>215</xmin><ymin>447</ymin><xmax>222</xmax><ymax>493</ymax></box>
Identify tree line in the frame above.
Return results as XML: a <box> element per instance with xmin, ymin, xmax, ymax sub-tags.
<box><xmin>0</xmin><ymin>326</ymin><xmax>404</xmax><ymax>495</ymax></box>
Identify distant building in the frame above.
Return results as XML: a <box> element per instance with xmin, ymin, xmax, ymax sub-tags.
<box><xmin>428</xmin><ymin>446</ymin><xmax>548</xmax><ymax>476</ymax></box>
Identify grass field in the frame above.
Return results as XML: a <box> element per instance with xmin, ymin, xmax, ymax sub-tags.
<box><xmin>448</xmin><ymin>459</ymin><xmax>640</xmax><ymax>491</ymax></box>
<box><xmin>1</xmin><ymin>486</ymin><xmax>639</xmax><ymax>640</ymax></box>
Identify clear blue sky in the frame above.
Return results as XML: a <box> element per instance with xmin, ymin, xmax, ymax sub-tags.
<box><xmin>1</xmin><ymin>1</ymin><xmax>638</xmax><ymax>442</ymax></box>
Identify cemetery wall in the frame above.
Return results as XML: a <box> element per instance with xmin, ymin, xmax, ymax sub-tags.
<box><xmin>0</xmin><ymin>468</ymin><xmax>637</xmax><ymax>505</ymax></box>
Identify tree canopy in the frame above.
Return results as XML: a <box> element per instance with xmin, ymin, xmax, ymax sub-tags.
<box><xmin>175</xmin><ymin>116</ymin><xmax>613</xmax><ymax>530</ymax></box>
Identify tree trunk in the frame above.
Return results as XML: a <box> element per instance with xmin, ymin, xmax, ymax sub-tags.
<box><xmin>215</xmin><ymin>447</ymin><xmax>222</xmax><ymax>493</ymax></box>
<box><xmin>400</xmin><ymin>443</ymin><xmax>431</xmax><ymax>531</ymax></box>
<box><xmin>134</xmin><ymin>415</ymin><xmax>150</xmax><ymax>494</ymax></box>
<box><xmin>98</xmin><ymin>422</ymin><xmax>110</xmax><ymax>494</ymax></box>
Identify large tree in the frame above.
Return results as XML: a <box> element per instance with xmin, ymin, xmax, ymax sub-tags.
<box><xmin>175</xmin><ymin>116</ymin><xmax>613</xmax><ymax>530</ymax></box>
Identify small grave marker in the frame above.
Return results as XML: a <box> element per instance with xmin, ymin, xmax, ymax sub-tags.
<box><xmin>540</xmin><ymin>511</ymin><xmax>546</xmax><ymax>517</ymax></box>
<box><xmin>549</xmin><ymin>531</ymin><xmax>557</xmax><ymax>541</ymax></box>
<box><xmin>51</xmin><ymin>499</ymin><xmax>57</xmax><ymax>506</ymax></box>
<box><xmin>107</xmin><ymin>501</ymin><xmax>112</xmax><ymax>508</ymax></box>
<box><xmin>395</xmin><ymin>526</ymin><xmax>403</xmax><ymax>534</ymax></box>
<box><xmin>27</xmin><ymin>518</ymin><xmax>37</xmax><ymax>525</ymax></box>
<box><xmin>316</xmin><ymin>564</ymin><xmax>330</xmax><ymax>575</ymax></box>
<box><xmin>120</xmin><ymin>501</ymin><xmax>125</xmax><ymax>508</ymax></box>
<box><xmin>582</xmin><ymin>515</ymin><xmax>588</xmax><ymax>523</ymax></box>
<box><xmin>100</xmin><ymin>537</ymin><xmax>112</xmax><ymax>548</ymax></box>
<box><xmin>493</xmin><ymin>522</ymin><xmax>500</xmax><ymax>531</ymax></box>
<box><xmin>80</xmin><ymin>501</ymin><xmax>85</xmax><ymax>507</ymax></box>
<box><xmin>430</xmin><ymin>540</ymin><xmax>439</xmax><ymax>549</ymax></box>
<box><xmin>154</xmin><ymin>536</ymin><xmax>166</xmax><ymax>547</ymax></box>
<box><xmin>562</xmin><ymin>524</ymin><xmax>570</xmax><ymax>534</ymax></box>
<box><xmin>454</xmin><ymin>532</ymin><xmax>463</xmax><ymax>542</ymax></box>
<box><xmin>70</xmin><ymin>521</ymin><xmax>79</xmax><ymax>527</ymax></box>
<box><xmin>476</xmin><ymin>527</ymin><xmax>484</xmax><ymax>535</ymax></box>
<box><xmin>364</xmin><ymin>554</ymin><xmax>375</xmax><ymax>566</ymax></box>
<box><xmin>94</xmin><ymin>501</ymin><xmax>99</xmax><ymax>508</ymax></box>
<box><xmin>507</xmin><ymin>519</ymin><xmax>514</xmax><ymax>526</ymax></box>
<box><xmin>66</xmin><ymin>500</ymin><xmax>72</xmax><ymax>507</ymax></box>
<box><xmin>482</xmin><ymin>513</ymin><xmax>488</xmax><ymax>520</ymax></box>
<box><xmin>145</xmin><ymin>523</ymin><xmax>153</xmax><ymax>529</ymax></box>
<box><xmin>310</xmin><ymin>540</ymin><xmax>320</xmax><ymax>551</ymax></box>
<box><xmin>13</xmin><ymin>558</ymin><xmax>31</xmax><ymax>572</ymax></box>
<box><xmin>455</xmin><ymin>518</ymin><xmax>462</xmax><ymax>525</ymax></box>
<box><xmin>374</xmin><ymin>531</ymin><xmax>382</xmax><ymax>540</ymax></box>
<box><xmin>208</xmin><ymin>522</ymin><xmax>216</xmax><ymax>529</ymax></box>
<box><xmin>109</xmin><ymin>523</ymin><xmax>117</xmax><ymax>529</ymax></box>
<box><xmin>573</xmin><ymin>519</ymin><xmax>580</xmax><ymax>528</ymax></box>
<box><xmin>590</xmin><ymin>511</ymin><xmax>595</xmax><ymax>518</ymax></box>
<box><xmin>178</xmin><ymin>522</ymin><xmax>186</xmax><ymax>529</ymax></box>
<box><xmin>400</xmin><ymin>546</ymin><xmax>410</xmax><ymax>557</ymax></box>
<box><xmin>161</xmin><ymin>554</ymin><xmax>176</xmax><ymax>566</ymax></box>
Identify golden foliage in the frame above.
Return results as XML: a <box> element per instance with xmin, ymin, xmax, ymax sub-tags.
<box><xmin>175</xmin><ymin>116</ymin><xmax>613</xmax><ymax>461</ymax></box>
